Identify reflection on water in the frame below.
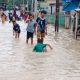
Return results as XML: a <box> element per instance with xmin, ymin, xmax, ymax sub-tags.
<box><xmin>0</xmin><ymin>22</ymin><xmax>80</xmax><ymax>80</ymax></box>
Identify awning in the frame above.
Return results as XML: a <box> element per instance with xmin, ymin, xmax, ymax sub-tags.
<box><xmin>63</xmin><ymin>0</ymin><xmax>80</xmax><ymax>11</ymax></box>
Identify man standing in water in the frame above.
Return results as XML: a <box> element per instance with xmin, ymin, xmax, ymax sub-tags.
<box><xmin>36</xmin><ymin>10</ymin><xmax>47</xmax><ymax>43</ymax></box>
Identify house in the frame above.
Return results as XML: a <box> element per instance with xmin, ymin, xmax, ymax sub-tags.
<box><xmin>37</xmin><ymin>0</ymin><xmax>62</xmax><ymax>14</ymax></box>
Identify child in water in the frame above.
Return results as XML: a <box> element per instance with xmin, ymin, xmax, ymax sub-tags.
<box><xmin>33</xmin><ymin>39</ymin><xmax>53</xmax><ymax>52</ymax></box>
<box><xmin>13</xmin><ymin>20</ymin><xmax>21</xmax><ymax>38</ymax></box>
<box><xmin>36</xmin><ymin>10</ymin><xmax>47</xmax><ymax>43</ymax></box>
<box><xmin>26</xmin><ymin>13</ymin><xmax>36</xmax><ymax>45</ymax></box>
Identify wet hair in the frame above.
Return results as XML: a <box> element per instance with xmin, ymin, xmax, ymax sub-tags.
<box><xmin>13</xmin><ymin>20</ymin><xmax>16</xmax><ymax>22</ymax></box>
<box><xmin>37</xmin><ymin>39</ymin><xmax>43</xmax><ymax>44</ymax></box>
<box><xmin>29</xmin><ymin>13</ymin><xmax>33</xmax><ymax>17</ymax></box>
<box><xmin>12</xmin><ymin>20</ymin><xmax>16</xmax><ymax>24</ymax></box>
<box><xmin>29</xmin><ymin>13</ymin><xmax>34</xmax><ymax>18</ymax></box>
<box><xmin>1</xmin><ymin>13</ymin><xmax>5</xmax><ymax>17</ymax></box>
<box><xmin>40</xmin><ymin>10</ymin><xmax>47</xmax><ymax>14</ymax></box>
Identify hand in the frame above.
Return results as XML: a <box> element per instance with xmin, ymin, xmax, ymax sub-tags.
<box><xmin>45</xmin><ymin>32</ymin><xmax>47</xmax><ymax>35</ymax></box>
<box><xmin>34</xmin><ymin>31</ymin><xmax>36</xmax><ymax>35</ymax></box>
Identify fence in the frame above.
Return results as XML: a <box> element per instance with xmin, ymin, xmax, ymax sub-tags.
<box><xmin>46</xmin><ymin>13</ymin><xmax>66</xmax><ymax>27</ymax></box>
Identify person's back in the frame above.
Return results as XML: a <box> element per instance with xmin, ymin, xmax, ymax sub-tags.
<box><xmin>33</xmin><ymin>43</ymin><xmax>47</xmax><ymax>52</ymax></box>
<box><xmin>33</xmin><ymin>39</ymin><xmax>53</xmax><ymax>52</ymax></box>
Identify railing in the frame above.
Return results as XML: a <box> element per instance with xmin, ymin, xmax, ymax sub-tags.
<box><xmin>45</xmin><ymin>13</ymin><xmax>66</xmax><ymax>27</ymax></box>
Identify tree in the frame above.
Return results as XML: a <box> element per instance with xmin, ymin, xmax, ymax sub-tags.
<box><xmin>6</xmin><ymin>0</ymin><xmax>28</xmax><ymax>10</ymax></box>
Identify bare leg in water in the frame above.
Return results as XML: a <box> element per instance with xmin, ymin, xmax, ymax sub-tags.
<box><xmin>15</xmin><ymin>33</ymin><xmax>17</xmax><ymax>38</ymax></box>
<box><xmin>31</xmin><ymin>38</ymin><xmax>33</xmax><ymax>45</ymax></box>
<box><xmin>18</xmin><ymin>33</ymin><xmax>20</xmax><ymax>38</ymax></box>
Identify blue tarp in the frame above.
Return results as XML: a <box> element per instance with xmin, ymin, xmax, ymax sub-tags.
<box><xmin>63</xmin><ymin>0</ymin><xmax>80</xmax><ymax>11</ymax></box>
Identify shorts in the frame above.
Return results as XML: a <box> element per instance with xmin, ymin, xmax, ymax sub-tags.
<box><xmin>27</xmin><ymin>31</ymin><xmax>33</xmax><ymax>39</ymax></box>
<box><xmin>37</xmin><ymin>32</ymin><xmax>45</xmax><ymax>39</ymax></box>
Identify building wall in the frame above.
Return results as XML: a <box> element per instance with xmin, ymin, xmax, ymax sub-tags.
<box><xmin>38</xmin><ymin>0</ymin><xmax>62</xmax><ymax>14</ymax></box>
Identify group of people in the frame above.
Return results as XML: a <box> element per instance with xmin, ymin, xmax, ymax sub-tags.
<box><xmin>27</xmin><ymin>11</ymin><xmax>52</xmax><ymax>52</ymax></box>
<box><xmin>0</xmin><ymin>9</ymin><xmax>53</xmax><ymax>53</ymax></box>
<box><xmin>12</xmin><ymin>10</ymin><xmax>53</xmax><ymax>52</ymax></box>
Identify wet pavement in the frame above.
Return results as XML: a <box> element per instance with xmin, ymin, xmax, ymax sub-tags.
<box><xmin>0</xmin><ymin>21</ymin><xmax>80</xmax><ymax>80</ymax></box>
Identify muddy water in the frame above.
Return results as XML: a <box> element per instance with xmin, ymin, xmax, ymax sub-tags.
<box><xmin>0</xmin><ymin>22</ymin><xmax>80</xmax><ymax>80</ymax></box>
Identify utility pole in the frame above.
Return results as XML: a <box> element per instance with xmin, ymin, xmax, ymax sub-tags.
<box><xmin>23</xmin><ymin>0</ymin><xmax>25</xmax><ymax>12</ymax></box>
<box><xmin>28</xmin><ymin>0</ymin><xmax>32</xmax><ymax>11</ymax></box>
<box><xmin>55</xmin><ymin>0</ymin><xmax>59</xmax><ymax>32</ymax></box>
<box><xmin>23</xmin><ymin>0</ymin><xmax>24</xmax><ymax>5</ymax></box>
<box><xmin>13</xmin><ymin>0</ymin><xmax>14</xmax><ymax>8</ymax></box>
<box><xmin>35</xmin><ymin>0</ymin><xmax>37</xmax><ymax>12</ymax></box>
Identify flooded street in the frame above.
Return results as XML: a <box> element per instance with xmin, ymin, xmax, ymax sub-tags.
<box><xmin>0</xmin><ymin>21</ymin><xmax>80</xmax><ymax>80</ymax></box>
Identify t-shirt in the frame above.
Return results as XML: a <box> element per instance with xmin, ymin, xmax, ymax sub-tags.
<box><xmin>26</xmin><ymin>19</ymin><xmax>35</xmax><ymax>33</ymax></box>
<box><xmin>36</xmin><ymin>17</ymin><xmax>47</xmax><ymax>32</ymax></box>
<box><xmin>13</xmin><ymin>23</ymin><xmax>20</xmax><ymax>31</ymax></box>
<box><xmin>33</xmin><ymin>43</ymin><xmax>47</xmax><ymax>52</ymax></box>
<box><xmin>9</xmin><ymin>13</ymin><xmax>13</xmax><ymax>20</ymax></box>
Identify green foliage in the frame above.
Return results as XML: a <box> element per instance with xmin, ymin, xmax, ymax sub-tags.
<box><xmin>6</xmin><ymin>0</ymin><xmax>13</xmax><ymax>10</ymax></box>
<box><xmin>6</xmin><ymin>0</ymin><xmax>28</xmax><ymax>10</ymax></box>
